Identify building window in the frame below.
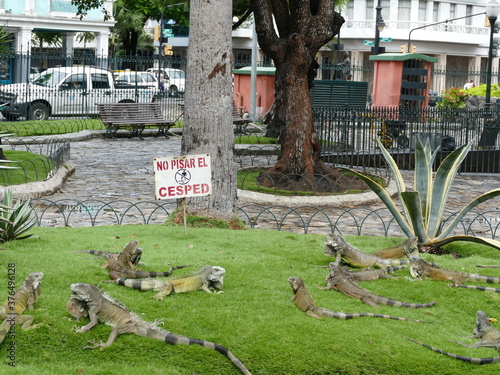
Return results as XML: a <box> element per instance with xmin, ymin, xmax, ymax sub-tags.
<box><xmin>466</xmin><ymin>5</ymin><xmax>473</xmax><ymax>25</ymax></box>
<box><xmin>449</xmin><ymin>3</ymin><xmax>456</xmax><ymax>20</ymax></box>
<box><xmin>366</xmin><ymin>0</ymin><xmax>374</xmax><ymax>23</ymax></box>
<box><xmin>433</xmin><ymin>2</ymin><xmax>439</xmax><ymax>22</ymax></box>
<box><xmin>346</xmin><ymin>1</ymin><xmax>354</xmax><ymax>20</ymax></box>
<box><xmin>418</xmin><ymin>0</ymin><xmax>426</xmax><ymax>22</ymax></box>
<box><xmin>398</xmin><ymin>0</ymin><xmax>411</xmax><ymax>28</ymax></box>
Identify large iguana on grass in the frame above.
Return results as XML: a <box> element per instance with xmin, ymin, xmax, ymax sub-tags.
<box><xmin>322</xmin><ymin>255</ymin><xmax>436</xmax><ymax>308</ymax></box>
<box><xmin>111</xmin><ymin>266</ymin><xmax>225</xmax><ymax>301</ymax></box>
<box><xmin>409</xmin><ymin>256</ymin><xmax>500</xmax><ymax>284</ymax></box>
<box><xmin>371</xmin><ymin>237</ymin><xmax>419</xmax><ymax>259</ymax></box>
<box><xmin>0</xmin><ymin>272</ymin><xmax>43</xmax><ymax>344</ymax></box>
<box><xmin>405</xmin><ymin>311</ymin><xmax>500</xmax><ymax>364</ymax></box>
<box><xmin>450</xmin><ymin>311</ymin><xmax>500</xmax><ymax>350</ymax></box>
<box><xmin>75</xmin><ymin>247</ymin><xmax>144</xmax><ymax>266</ymax></box>
<box><xmin>68</xmin><ymin>283</ymin><xmax>251</xmax><ymax>374</ymax></box>
<box><xmin>323</xmin><ymin>234</ymin><xmax>410</xmax><ymax>268</ymax></box>
<box><xmin>104</xmin><ymin>240</ymin><xmax>188</xmax><ymax>280</ymax></box>
<box><xmin>288</xmin><ymin>277</ymin><xmax>431</xmax><ymax>322</ymax></box>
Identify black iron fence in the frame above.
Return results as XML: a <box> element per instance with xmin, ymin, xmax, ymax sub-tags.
<box><xmin>314</xmin><ymin>106</ymin><xmax>500</xmax><ymax>173</ymax></box>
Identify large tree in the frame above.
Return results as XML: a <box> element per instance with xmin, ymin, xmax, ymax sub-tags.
<box><xmin>251</xmin><ymin>0</ymin><xmax>346</xmax><ymax>191</ymax></box>
<box><xmin>181</xmin><ymin>0</ymin><xmax>236</xmax><ymax>219</ymax></box>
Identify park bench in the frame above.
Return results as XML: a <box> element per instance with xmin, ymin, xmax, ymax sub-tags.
<box><xmin>233</xmin><ymin>101</ymin><xmax>252</xmax><ymax>135</ymax></box>
<box><xmin>96</xmin><ymin>102</ymin><xmax>177</xmax><ymax>140</ymax></box>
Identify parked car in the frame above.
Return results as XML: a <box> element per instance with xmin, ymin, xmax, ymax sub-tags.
<box><xmin>114</xmin><ymin>71</ymin><xmax>158</xmax><ymax>90</ymax></box>
<box><xmin>0</xmin><ymin>66</ymin><xmax>156</xmax><ymax>121</ymax></box>
<box><xmin>146</xmin><ymin>68</ymin><xmax>185</xmax><ymax>96</ymax></box>
<box><xmin>29</xmin><ymin>67</ymin><xmax>46</xmax><ymax>81</ymax></box>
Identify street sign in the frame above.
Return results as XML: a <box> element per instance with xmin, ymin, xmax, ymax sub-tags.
<box><xmin>154</xmin><ymin>154</ymin><xmax>212</xmax><ymax>200</ymax></box>
<box><xmin>164</xmin><ymin>28</ymin><xmax>173</xmax><ymax>33</ymax></box>
<box><xmin>380</xmin><ymin>37</ymin><xmax>393</xmax><ymax>42</ymax></box>
<box><xmin>364</xmin><ymin>40</ymin><xmax>375</xmax><ymax>46</ymax></box>
<box><xmin>162</xmin><ymin>30</ymin><xmax>174</xmax><ymax>38</ymax></box>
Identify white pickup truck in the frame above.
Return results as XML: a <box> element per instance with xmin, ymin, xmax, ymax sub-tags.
<box><xmin>0</xmin><ymin>66</ymin><xmax>157</xmax><ymax>121</ymax></box>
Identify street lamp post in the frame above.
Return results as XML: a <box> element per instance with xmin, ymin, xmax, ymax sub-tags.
<box><xmin>485</xmin><ymin>1</ymin><xmax>500</xmax><ymax>108</ymax></box>
<box><xmin>371</xmin><ymin>0</ymin><xmax>386</xmax><ymax>55</ymax></box>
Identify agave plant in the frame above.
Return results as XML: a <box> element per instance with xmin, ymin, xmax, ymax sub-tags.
<box><xmin>343</xmin><ymin>138</ymin><xmax>500</xmax><ymax>250</ymax></box>
<box><xmin>0</xmin><ymin>189</ymin><xmax>36</xmax><ymax>242</ymax></box>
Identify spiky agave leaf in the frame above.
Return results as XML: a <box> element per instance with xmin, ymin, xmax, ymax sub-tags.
<box><xmin>338</xmin><ymin>167</ymin><xmax>415</xmax><ymax>238</ymax></box>
<box><xmin>0</xmin><ymin>189</ymin><xmax>35</xmax><ymax>242</ymax></box>
<box><xmin>434</xmin><ymin>189</ymin><xmax>500</xmax><ymax>242</ymax></box>
<box><xmin>429</xmin><ymin>235</ymin><xmax>500</xmax><ymax>250</ymax></box>
<box><xmin>426</xmin><ymin>141</ymin><xmax>474</xmax><ymax>238</ymax></box>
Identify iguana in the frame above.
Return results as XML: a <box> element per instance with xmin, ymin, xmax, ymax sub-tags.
<box><xmin>0</xmin><ymin>272</ymin><xmax>44</xmax><ymax>344</ymax></box>
<box><xmin>409</xmin><ymin>256</ymin><xmax>500</xmax><ymax>284</ymax></box>
<box><xmin>345</xmin><ymin>265</ymin><xmax>406</xmax><ymax>282</ymax></box>
<box><xmin>75</xmin><ymin>247</ymin><xmax>144</xmax><ymax>266</ymax></box>
<box><xmin>323</xmin><ymin>233</ymin><xmax>409</xmax><ymax>268</ymax></box>
<box><xmin>405</xmin><ymin>312</ymin><xmax>500</xmax><ymax>364</ymax></box>
<box><xmin>111</xmin><ymin>266</ymin><xmax>226</xmax><ymax>301</ymax></box>
<box><xmin>68</xmin><ymin>283</ymin><xmax>251</xmax><ymax>375</ymax></box>
<box><xmin>449</xmin><ymin>311</ymin><xmax>500</xmax><ymax>350</ymax></box>
<box><xmin>288</xmin><ymin>277</ymin><xmax>431</xmax><ymax>322</ymax></box>
<box><xmin>371</xmin><ymin>237</ymin><xmax>419</xmax><ymax>259</ymax></box>
<box><xmin>104</xmin><ymin>240</ymin><xmax>188</xmax><ymax>280</ymax></box>
<box><xmin>322</xmin><ymin>256</ymin><xmax>436</xmax><ymax>308</ymax></box>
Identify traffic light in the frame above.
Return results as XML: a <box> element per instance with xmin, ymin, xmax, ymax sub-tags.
<box><xmin>410</xmin><ymin>44</ymin><xmax>416</xmax><ymax>53</ymax></box>
<box><xmin>400</xmin><ymin>44</ymin><xmax>416</xmax><ymax>53</ymax></box>
<box><xmin>153</xmin><ymin>25</ymin><xmax>161</xmax><ymax>42</ymax></box>
<box><xmin>163</xmin><ymin>45</ymin><xmax>173</xmax><ymax>56</ymax></box>
<box><xmin>400</xmin><ymin>44</ymin><xmax>408</xmax><ymax>53</ymax></box>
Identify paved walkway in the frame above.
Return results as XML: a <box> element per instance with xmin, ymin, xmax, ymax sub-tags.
<box><xmin>20</xmin><ymin>131</ymin><xmax>500</xmax><ymax>236</ymax></box>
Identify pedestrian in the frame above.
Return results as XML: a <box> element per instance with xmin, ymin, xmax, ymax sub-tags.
<box><xmin>463</xmin><ymin>80</ymin><xmax>475</xmax><ymax>89</ymax></box>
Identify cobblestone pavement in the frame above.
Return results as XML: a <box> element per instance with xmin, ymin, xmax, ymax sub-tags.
<box><xmin>34</xmin><ymin>133</ymin><xmax>500</xmax><ymax>238</ymax></box>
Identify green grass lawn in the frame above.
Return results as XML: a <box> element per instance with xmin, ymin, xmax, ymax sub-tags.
<box><xmin>0</xmin><ymin>150</ymin><xmax>52</xmax><ymax>185</ymax></box>
<box><xmin>2</xmin><ymin>119</ymin><xmax>105</xmax><ymax>137</ymax></box>
<box><xmin>1</xmin><ymin>225</ymin><xmax>500</xmax><ymax>374</ymax></box>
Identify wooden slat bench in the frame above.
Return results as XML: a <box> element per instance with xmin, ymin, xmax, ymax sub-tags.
<box><xmin>233</xmin><ymin>101</ymin><xmax>252</xmax><ymax>135</ymax></box>
<box><xmin>96</xmin><ymin>102</ymin><xmax>177</xmax><ymax>140</ymax></box>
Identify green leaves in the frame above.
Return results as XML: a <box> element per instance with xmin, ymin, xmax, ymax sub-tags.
<box><xmin>345</xmin><ymin>138</ymin><xmax>500</xmax><ymax>250</ymax></box>
<box><xmin>0</xmin><ymin>189</ymin><xmax>36</xmax><ymax>242</ymax></box>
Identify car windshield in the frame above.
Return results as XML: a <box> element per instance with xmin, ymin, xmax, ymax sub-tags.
<box><xmin>32</xmin><ymin>70</ymin><xmax>67</xmax><ymax>87</ymax></box>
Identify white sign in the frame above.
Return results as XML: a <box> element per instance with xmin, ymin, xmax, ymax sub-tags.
<box><xmin>153</xmin><ymin>154</ymin><xmax>212</xmax><ymax>200</ymax></box>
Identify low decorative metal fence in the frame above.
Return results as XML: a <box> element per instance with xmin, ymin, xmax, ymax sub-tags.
<box><xmin>0</xmin><ymin>136</ymin><xmax>70</xmax><ymax>184</ymax></box>
<box><xmin>29</xmin><ymin>198</ymin><xmax>500</xmax><ymax>240</ymax></box>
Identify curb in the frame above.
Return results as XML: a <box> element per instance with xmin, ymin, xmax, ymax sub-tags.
<box><xmin>0</xmin><ymin>161</ymin><xmax>76</xmax><ymax>199</ymax></box>
<box><xmin>237</xmin><ymin>178</ymin><xmax>397</xmax><ymax>207</ymax></box>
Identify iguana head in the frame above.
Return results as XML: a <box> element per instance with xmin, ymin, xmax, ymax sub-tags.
<box><xmin>288</xmin><ymin>277</ymin><xmax>304</xmax><ymax>292</ymax></box>
<box><xmin>70</xmin><ymin>283</ymin><xmax>99</xmax><ymax>302</ymax></box>
<box><xmin>408</xmin><ymin>256</ymin><xmax>440</xmax><ymax>278</ymax></box>
<box><xmin>131</xmin><ymin>247</ymin><xmax>143</xmax><ymax>265</ymax></box>
<box><xmin>405</xmin><ymin>237</ymin><xmax>419</xmax><ymax>257</ymax></box>
<box><xmin>66</xmin><ymin>296</ymin><xmax>89</xmax><ymax>319</ymax></box>
<box><xmin>26</xmin><ymin>272</ymin><xmax>44</xmax><ymax>289</ymax></box>
<box><xmin>323</xmin><ymin>234</ymin><xmax>343</xmax><ymax>257</ymax></box>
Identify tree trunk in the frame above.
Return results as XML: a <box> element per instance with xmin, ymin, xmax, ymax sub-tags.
<box><xmin>252</xmin><ymin>1</ymin><xmax>350</xmax><ymax>192</ymax></box>
<box><xmin>181</xmin><ymin>0</ymin><xmax>236</xmax><ymax>219</ymax></box>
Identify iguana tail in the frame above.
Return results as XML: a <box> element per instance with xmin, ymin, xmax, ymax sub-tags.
<box><xmin>449</xmin><ymin>284</ymin><xmax>500</xmax><ymax>293</ymax></box>
<box><xmin>115</xmin><ymin>278</ymin><xmax>168</xmax><ymax>292</ymax></box>
<box><xmin>117</xmin><ymin>265</ymin><xmax>190</xmax><ymax>279</ymax></box>
<box><xmin>464</xmin><ymin>274</ymin><xmax>500</xmax><ymax>284</ymax></box>
<box><xmin>145</xmin><ymin>328</ymin><xmax>251</xmax><ymax>375</ymax></box>
<box><xmin>404</xmin><ymin>336</ymin><xmax>500</xmax><ymax>364</ymax></box>
<box><xmin>363</xmin><ymin>294</ymin><xmax>436</xmax><ymax>309</ymax></box>
<box><xmin>74</xmin><ymin>250</ymin><xmax>114</xmax><ymax>258</ymax></box>
<box><xmin>320</xmin><ymin>309</ymin><xmax>432</xmax><ymax>323</ymax></box>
